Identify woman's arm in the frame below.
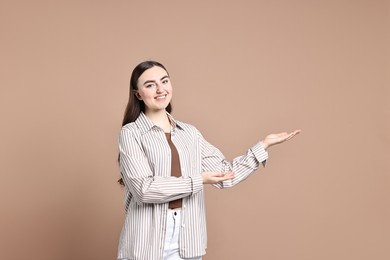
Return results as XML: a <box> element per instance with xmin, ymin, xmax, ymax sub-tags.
<box><xmin>199</xmin><ymin>129</ymin><xmax>301</xmax><ymax>189</ymax></box>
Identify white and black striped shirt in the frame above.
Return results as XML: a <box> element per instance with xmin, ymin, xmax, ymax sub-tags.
<box><xmin>117</xmin><ymin>112</ymin><xmax>268</xmax><ymax>260</ymax></box>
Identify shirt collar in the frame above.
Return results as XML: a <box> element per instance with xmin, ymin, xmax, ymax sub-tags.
<box><xmin>135</xmin><ymin>111</ymin><xmax>183</xmax><ymax>135</ymax></box>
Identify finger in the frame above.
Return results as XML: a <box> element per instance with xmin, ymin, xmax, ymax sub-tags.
<box><xmin>286</xmin><ymin>130</ymin><xmax>301</xmax><ymax>141</ymax></box>
<box><xmin>217</xmin><ymin>175</ymin><xmax>234</xmax><ymax>181</ymax></box>
<box><xmin>223</xmin><ymin>176</ymin><xmax>234</xmax><ymax>181</ymax></box>
<box><xmin>223</xmin><ymin>173</ymin><xmax>235</xmax><ymax>179</ymax></box>
<box><xmin>291</xmin><ymin>129</ymin><xmax>301</xmax><ymax>136</ymax></box>
<box><xmin>288</xmin><ymin>133</ymin><xmax>296</xmax><ymax>140</ymax></box>
<box><xmin>289</xmin><ymin>130</ymin><xmax>301</xmax><ymax>136</ymax></box>
<box><xmin>216</xmin><ymin>172</ymin><xmax>235</xmax><ymax>180</ymax></box>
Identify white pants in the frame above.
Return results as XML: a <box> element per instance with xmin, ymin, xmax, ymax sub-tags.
<box><xmin>163</xmin><ymin>209</ymin><xmax>202</xmax><ymax>260</ymax></box>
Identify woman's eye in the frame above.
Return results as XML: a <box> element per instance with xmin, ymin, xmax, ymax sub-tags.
<box><xmin>146</xmin><ymin>83</ymin><xmax>155</xmax><ymax>88</ymax></box>
<box><xmin>162</xmin><ymin>79</ymin><xmax>169</xmax><ymax>84</ymax></box>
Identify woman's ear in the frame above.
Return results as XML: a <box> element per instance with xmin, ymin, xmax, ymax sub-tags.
<box><xmin>134</xmin><ymin>91</ymin><xmax>142</xmax><ymax>100</ymax></box>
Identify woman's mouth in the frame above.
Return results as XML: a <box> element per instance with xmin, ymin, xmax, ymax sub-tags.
<box><xmin>155</xmin><ymin>94</ymin><xmax>167</xmax><ymax>100</ymax></box>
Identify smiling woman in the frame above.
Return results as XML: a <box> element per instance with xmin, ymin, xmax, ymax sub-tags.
<box><xmin>116</xmin><ymin>60</ymin><xmax>300</xmax><ymax>260</ymax></box>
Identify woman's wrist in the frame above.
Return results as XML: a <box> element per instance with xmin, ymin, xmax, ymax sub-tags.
<box><xmin>260</xmin><ymin>141</ymin><xmax>269</xmax><ymax>150</ymax></box>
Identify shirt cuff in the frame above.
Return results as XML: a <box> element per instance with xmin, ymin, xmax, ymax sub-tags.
<box><xmin>250</xmin><ymin>142</ymin><xmax>269</xmax><ymax>167</ymax></box>
<box><xmin>190</xmin><ymin>175</ymin><xmax>203</xmax><ymax>194</ymax></box>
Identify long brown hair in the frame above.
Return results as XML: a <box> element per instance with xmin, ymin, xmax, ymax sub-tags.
<box><xmin>118</xmin><ymin>61</ymin><xmax>172</xmax><ymax>185</ymax></box>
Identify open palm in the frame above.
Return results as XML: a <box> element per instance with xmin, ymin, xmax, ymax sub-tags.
<box><xmin>262</xmin><ymin>130</ymin><xmax>301</xmax><ymax>149</ymax></box>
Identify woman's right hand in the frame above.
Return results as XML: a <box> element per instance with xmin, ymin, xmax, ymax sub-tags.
<box><xmin>202</xmin><ymin>171</ymin><xmax>235</xmax><ymax>184</ymax></box>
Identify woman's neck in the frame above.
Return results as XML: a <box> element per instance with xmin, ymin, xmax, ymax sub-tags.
<box><xmin>145</xmin><ymin>109</ymin><xmax>171</xmax><ymax>132</ymax></box>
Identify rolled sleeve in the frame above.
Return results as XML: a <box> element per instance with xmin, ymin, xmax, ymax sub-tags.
<box><xmin>250</xmin><ymin>142</ymin><xmax>268</xmax><ymax>167</ymax></box>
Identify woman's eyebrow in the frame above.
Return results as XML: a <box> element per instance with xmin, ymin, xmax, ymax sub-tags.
<box><xmin>143</xmin><ymin>80</ymin><xmax>156</xmax><ymax>86</ymax></box>
<box><xmin>143</xmin><ymin>75</ymin><xmax>169</xmax><ymax>86</ymax></box>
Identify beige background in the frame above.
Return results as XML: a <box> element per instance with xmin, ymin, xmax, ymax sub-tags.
<box><xmin>1</xmin><ymin>1</ymin><xmax>389</xmax><ymax>259</ymax></box>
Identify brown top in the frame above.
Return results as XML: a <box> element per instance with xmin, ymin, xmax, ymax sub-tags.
<box><xmin>165</xmin><ymin>132</ymin><xmax>183</xmax><ymax>209</ymax></box>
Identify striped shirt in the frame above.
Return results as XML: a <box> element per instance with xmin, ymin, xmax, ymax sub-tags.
<box><xmin>117</xmin><ymin>112</ymin><xmax>268</xmax><ymax>260</ymax></box>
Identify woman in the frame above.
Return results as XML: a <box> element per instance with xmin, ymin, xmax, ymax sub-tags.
<box><xmin>117</xmin><ymin>60</ymin><xmax>300</xmax><ymax>260</ymax></box>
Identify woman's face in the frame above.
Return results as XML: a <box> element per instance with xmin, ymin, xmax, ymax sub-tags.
<box><xmin>136</xmin><ymin>66</ymin><xmax>173</xmax><ymax>114</ymax></box>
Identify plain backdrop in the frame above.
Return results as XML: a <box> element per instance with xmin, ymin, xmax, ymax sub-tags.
<box><xmin>0</xmin><ymin>1</ymin><xmax>389</xmax><ymax>259</ymax></box>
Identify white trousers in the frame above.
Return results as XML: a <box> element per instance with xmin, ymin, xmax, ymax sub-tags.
<box><xmin>163</xmin><ymin>209</ymin><xmax>202</xmax><ymax>260</ymax></box>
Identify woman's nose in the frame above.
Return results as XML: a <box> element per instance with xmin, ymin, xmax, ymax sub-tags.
<box><xmin>156</xmin><ymin>84</ymin><xmax>163</xmax><ymax>93</ymax></box>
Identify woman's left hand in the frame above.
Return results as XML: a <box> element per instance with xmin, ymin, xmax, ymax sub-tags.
<box><xmin>261</xmin><ymin>130</ymin><xmax>301</xmax><ymax>150</ymax></box>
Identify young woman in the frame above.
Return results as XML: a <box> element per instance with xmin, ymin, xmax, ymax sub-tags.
<box><xmin>117</xmin><ymin>61</ymin><xmax>300</xmax><ymax>260</ymax></box>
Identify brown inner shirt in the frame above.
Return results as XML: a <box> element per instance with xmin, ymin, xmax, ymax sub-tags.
<box><xmin>165</xmin><ymin>132</ymin><xmax>183</xmax><ymax>209</ymax></box>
